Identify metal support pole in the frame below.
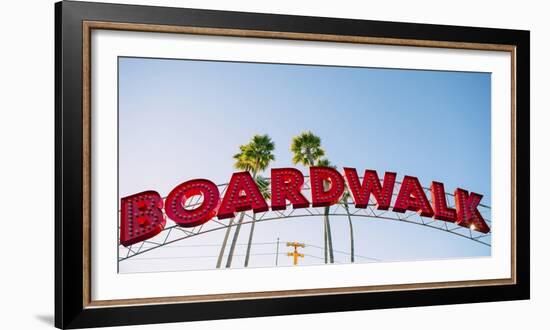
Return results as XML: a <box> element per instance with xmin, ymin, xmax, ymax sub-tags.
<box><xmin>275</xmin><ymin>237</ymin><xmax>280</xmax><ymax>266</ymax></box>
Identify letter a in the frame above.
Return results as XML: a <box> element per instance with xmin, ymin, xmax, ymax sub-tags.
<box><xmin>393</xmin><ymin>176</ymin><xmax>434</xmax><ymax>217</ymax></box>
<box><xmin>217</xmin><ymin>172</ymin><xmax>269</xmax><ymax>219</ymax></box>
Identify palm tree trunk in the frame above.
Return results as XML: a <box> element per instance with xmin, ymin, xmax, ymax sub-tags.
<box><xmin>226</xmin><ymin>170</ymin><xmax>258</xmax><ymax>268</ymax></box>
<box><xmin>216</xmin><ymin>217</ymin><xmax>235</xmax><ymax>268</ymax></box>
<box><xmin>243</xmin><ymin>164</ymin><xmax>262</xmax><ymax>268</ymax></box>
<box><xmin>244</xmin><ymin>214</ymin><xmax>256</xmax><ymax>267</ymax></box>
<box><xmin>324</xmin><ymin>219</ymin><xmax>328</xmax><ymax>263</ymax></box>
<box><xmin>324</xmin><ymin>206</ymin><xmax>334</xmax><ymax>263</ymax></box>
<box><xmin>225</xmin><ymin>212</ymin><xmax>246</xmax><ymax>268</ymax></box>
<box><xmin>343</xmin><ymin>203</ymin><xmax>355</xmax><ymax>263</ymax></box>
<box><xmin>304</xmin><ymin>154</ymin><xmax>334</xmax><ymax>264</ymax></box>
<box><xmin>321</xmin><ymin>178</ymin><xmax>334</xmax><ymax>264</ymax></box>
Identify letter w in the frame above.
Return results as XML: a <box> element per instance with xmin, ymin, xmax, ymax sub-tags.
<box><xmin>343</xmin><ymin>168</ymin><xmax>396</xmax><ymax>210</ymax></box>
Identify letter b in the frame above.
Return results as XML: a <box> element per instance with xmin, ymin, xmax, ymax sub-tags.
<box><xmin>120</xmin><ymin>191</ymin><xmax>165</xmax><ymax>246</ymax></box>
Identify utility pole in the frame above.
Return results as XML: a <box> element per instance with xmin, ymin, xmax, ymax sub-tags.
<box><xmin>286</xmin><ymin>242</ymin><xmax>305</xmax><ymax>266</ymax></box>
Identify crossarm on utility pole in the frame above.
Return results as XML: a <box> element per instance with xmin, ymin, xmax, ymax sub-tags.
<box><xmin>286</xmin><ymin>242</ymin><xmax>305</xmax><ymax>265</ymax></box>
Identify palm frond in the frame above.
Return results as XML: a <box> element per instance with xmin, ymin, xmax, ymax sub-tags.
<box><xmin>234</xmin><ymin>134</ymin><xmax>276</xmax><ymax>174</ymax></box>
<box><xmin>316</xmin><ymin>158</ymin><xmax>336</xmax><ymax>169</ymax></box>
<box><xmin>290</xmin><ymin>131</ymin><xmax>325</xmax><ymax>166</ymax></box>
<box><xmin>254</xmin><ymin>175</ymin><xmax>271</xmax><ymax>200</ymax></box>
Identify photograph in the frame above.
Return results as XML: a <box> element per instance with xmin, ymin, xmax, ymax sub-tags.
<box><xmin>117</xmin><ymin>57</ymin><xmax>492</xmax><ymax>273</ymax></box>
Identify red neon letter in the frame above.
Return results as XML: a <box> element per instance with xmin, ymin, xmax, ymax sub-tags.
<box><xmin>454</xmin><ymin>188</ymin><xmax>490</xmax><ymax>233</ymax></box>
<box><xmin>430</xmin><ymin>181</ymin><xmax>457</xmax><ymax>222</ymax></box>
<box><xmin>310</xmin><ymin>166</ymin><xmax>345</xmax><ymax>207</ymax></box>
<box><xmin>120</xmin><ymin>191</ymin><xmax>166</xmax><ymax>247</ymax></box>
<box><xmin>217</xmin><ymin>171</ymin><xmax>269</xmax><ymax>219</ymax></box>
<box><xmin>165</xmin><ymin>179</ymin><xmax>220</xmax><ymax>228</ymax></box>
<box><xmin>271</xmin><ymin>168</ymin><xmax>310</xmax><ymax>211</ymax></box>
<box><xmin>343</xmin><ymin>168</ymin><xmax>396</xmax><ymax>209</ymax></box>
<box><xmin>393</xmin><ymin>175</ymin><xmax>434</xmax><ymax>217</ymax></box>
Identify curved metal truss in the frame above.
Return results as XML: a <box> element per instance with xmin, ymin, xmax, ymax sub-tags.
<box><xmin>119</xmin><ymin>176</ymin><xmax>491</xmax><ymax>262</ymax></box>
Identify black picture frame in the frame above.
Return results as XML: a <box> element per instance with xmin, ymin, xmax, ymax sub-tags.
<box><xmin>55</xmin><ymin>1</ymin><xmax>530</xmax><ymax>328</ymax></box>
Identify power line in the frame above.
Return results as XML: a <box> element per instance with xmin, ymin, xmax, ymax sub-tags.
<box><xmin>132</xmin><ymin>253</ymin><xmax>279</xmax><ymax>260</ymax></box>
<box><xmin>125</xmin><ymin>241</ymin><xmax>381</xmax><ymax>262</ymax></box>
<box><xmin>302</xmin><ymin>254</ymin><xmax>344</xmax><ymax>264</ymax></box>
<box><xmin>155</xmin><ymin>242</ymin><xmax>278</xmax><ymax>248</ymax></box>
<box><xmin>302</xmin><ymin>243</ymin><xmax>381</xmax><ymax>261</ymax></box>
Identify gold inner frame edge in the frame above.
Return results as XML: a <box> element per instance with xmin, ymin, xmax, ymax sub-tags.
<box><xmin>81</xmin><ymin>20</ymin><xmax>517</xmax><ymax>308</ymax></box>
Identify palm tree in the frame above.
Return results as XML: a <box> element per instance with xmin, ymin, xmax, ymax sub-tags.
<box><xmin>340</xmin><ymin>189</ymin><xmax>355</xmax><ymax>263</ymax></box>
<box><xmin>216</xmin><ymin>145</ymin><xmax>258</xmax><ymax>268</ymax></box>
<box><xmin>290</xmin><ymin>132</ymin><xmax>334</xmax><ymax>264</ymax></box>
<box><xmin>316</xmin><ymin>158</ymin><xmax>335</xmax><ymax>264</ymax></box>
<box><xmin>224</xmin><ymin>135</ymin><xmax>275</xmax><ymax>268</ymax></box>
<box><xmin>244</xmin><ymin>175</ymin><xmax>271</xmax><ymax>267</ymax></box>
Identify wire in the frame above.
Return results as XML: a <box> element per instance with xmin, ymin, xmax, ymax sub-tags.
<box><xmin>302</xmin><ymin>254</ymin><xmax>346</xmax><ymax>264</ymax></box>
<box><xmin>157</xmin><ymin>242</ymin><xmax>278</xmax><ymax>248</ymax></box>
<box><xmin>288</xmin><ymin>242</ymin><xmax>381</xmax><ymax>261</ymax></box>
<box><xmin>132</xmin><ymin>253</ymin><xmax>278</xmax><ymax>260</ymax></box>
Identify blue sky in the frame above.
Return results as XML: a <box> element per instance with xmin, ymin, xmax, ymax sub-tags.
<box><xmin>118</xmin><ymin>57</ymin><xmax>491</xmax><ymax>273</ymax></box>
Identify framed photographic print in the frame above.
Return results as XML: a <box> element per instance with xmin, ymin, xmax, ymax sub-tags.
<box><xmin>55</xmin><ymin>1</ymin><xmax>530</xmax><ymax>328</ymax></box>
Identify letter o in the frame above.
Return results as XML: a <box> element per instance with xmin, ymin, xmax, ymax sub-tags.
<box><xmin>165</xmin><ymin>179</ymin><xmax>220</xmax><ymax>227</ymax></box>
